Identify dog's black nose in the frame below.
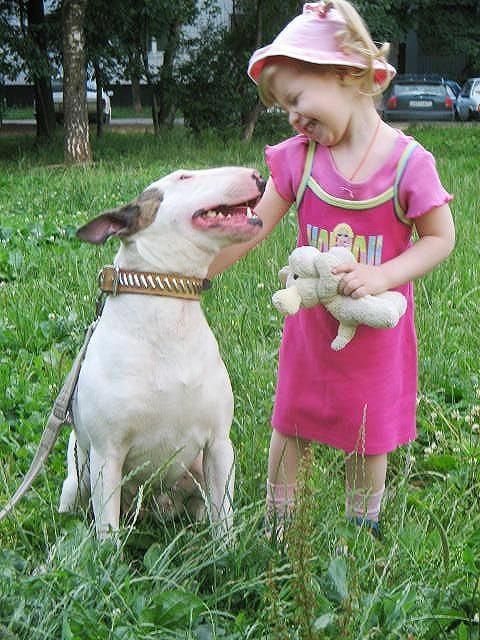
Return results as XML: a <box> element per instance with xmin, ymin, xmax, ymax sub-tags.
<box><xmin>253</xmin><ymin>172</ymin><xmax>266</xmax><ymax>194</ymax></box>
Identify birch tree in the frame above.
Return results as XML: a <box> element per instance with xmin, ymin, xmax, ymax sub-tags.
<box><xmin>62</xmin><ymin>0</ymin><xmax>91</xmax><ymax>164</ymax></box>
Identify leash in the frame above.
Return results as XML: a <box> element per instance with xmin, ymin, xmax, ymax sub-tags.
<box><xmin>0</xmin><ymin>320</ymin><xmax>98</xmax><ymax>521</ymax></box>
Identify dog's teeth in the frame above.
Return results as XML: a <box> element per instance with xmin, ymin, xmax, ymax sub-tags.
<box><xmin>206</xmin><ymin>210</ymin><xmax>217</xmax><ymax>218</ymax></box>
<box><xmin>246</xmin><ymin>206</ymin><xmax>252</xmax><ymax>218</ymax></box>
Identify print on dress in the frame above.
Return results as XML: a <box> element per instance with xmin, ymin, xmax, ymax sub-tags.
<box><xmin>307</xmin><ymin>222</ymin><xmax>384</xmax><ymax>265</ymax></box>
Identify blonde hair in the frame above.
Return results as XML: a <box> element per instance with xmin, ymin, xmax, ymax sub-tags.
<box><xmin>258</xmin><ymin>0</ymin><xmax>391</xmax><ymax>106</ymax></box>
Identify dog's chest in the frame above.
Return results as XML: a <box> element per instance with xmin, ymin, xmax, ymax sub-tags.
<box><xmin>74</xmin><ymin>298</ymin><xmax>232</xmax><ymax>468</ymax></box>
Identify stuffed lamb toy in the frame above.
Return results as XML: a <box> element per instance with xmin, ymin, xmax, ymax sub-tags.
<box><xmin>272</xmin><ymin>246</ymin><xmax>407</xmax><ymax>351</ymax></box>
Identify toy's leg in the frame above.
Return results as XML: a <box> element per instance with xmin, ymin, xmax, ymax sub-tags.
<box><xmin>266</xmin><ymin>430</ymin><xmax>310</xmax><ymax>539</ymax></box>
<box><xmin>331</xmin><ymin>324</ymin><xmax>356</xmax><ymax>350</ymax></box>
<box><xmin>345</xmin><ymin>452</ymin><xmax>387</xmax><ymax>536</ymax></box>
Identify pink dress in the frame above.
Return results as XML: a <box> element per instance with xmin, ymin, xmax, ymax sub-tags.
<box><xmin>267</xmin><ymin>131</ymin><xmax>452</xmax><ymax>455</ymax></box>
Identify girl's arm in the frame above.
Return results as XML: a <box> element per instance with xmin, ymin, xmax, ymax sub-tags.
<box><xmin>334</xmin><ymin>203</ymin><xmax>455</xmax><ymax>298</ymax></box>
<box><xmin>207</xmin><ymin>177</ymin><xmax>292</xmax><ymax>278</ymax></box>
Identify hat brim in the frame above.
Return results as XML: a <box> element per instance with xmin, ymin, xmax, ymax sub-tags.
<box><xmin>248</xmin><ymin>45</ymin><xmax>396</xmax><ymax>87</ymax></box>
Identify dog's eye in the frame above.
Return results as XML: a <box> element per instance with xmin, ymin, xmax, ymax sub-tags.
<box><xmin>179</xmin><ymin>174</ymin><xmax>193</xmax><ymax>181</ymax></box>
<box><xmin>293</xmin><ymin>274</ymin><xmax>299</xmax><ymax>280</ymax></box>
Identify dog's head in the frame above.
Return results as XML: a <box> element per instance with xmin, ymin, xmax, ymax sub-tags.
<box><xmin>76</xmin><ymin>167</ymin><xmax>265</xmax><ymax>270</ymax></box>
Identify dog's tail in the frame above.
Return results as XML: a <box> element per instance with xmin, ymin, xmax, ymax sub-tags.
<box><xmin>0</xmin><ymin>321</ymin><xmax>97</xmax><ymax>523</ymax></box>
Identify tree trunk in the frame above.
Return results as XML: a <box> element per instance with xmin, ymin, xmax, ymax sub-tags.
<box><xmin>62</xmin><ymin>0</ymin><xmax>92</xmax><ymax>164</ymax></box>
<box><xmin>93</xmin><ymin>59</ymin><xmax>104</xmax><ymax>138</ymax></box>
<box><xmin>242</xmin><ymin>0</ymin><xmax>263</xmax><ymax>139</ymax></box>
<box><xmin>243</xmin><ymin>100</ymin><xmax>263</xmax><ymax>141</ymax></box>
<box><xmin>141</xmin><ymin>49</ymin><xmax>160</xmax><ymax>135</ymax></box>
<box><xmin>131</xmin><ymin>75</ymin><xmax>142</xmax><ymax>114</ymax></box>
<box><xmin>157</xmin><ymin>21</ymin><xmax>180</xmax><ymax>128</ymax></box>
<box><xmin>27</xmin><ymin>0</ymin><xmax>56</xmax><ymax>138</ymax></box>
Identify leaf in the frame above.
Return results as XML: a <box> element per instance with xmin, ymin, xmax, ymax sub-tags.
<box><xmin>424</xmin><ymin>608</ymin><xmax>466</xmax><ymax>639</ymax></box>
<box><xmin>140</xmin><ymin>590</ymin><xmax>205</xmax><ymax>629</ymax></box>
<box><xmin>112</xmin><ymin>627</ymin><xmax>136</xmax><ymax>640</ymax></box>
<box><xmin>463</xmin><ymin>547</ymin><xmax>479</xmax><ymax>574</ymax></box>
<box><xmin>327</xmin><ymin>557</ymin><xmax>348</xmax><ymax>601</ymax></box>
<box><xmin>313</xmin><ymin>612</ymin><xmax>336</xmax><ymax>630</ymax></box>
<box><xmin>143</xmin><ymin>542</ymin><xmax>163</xmax><ymax>573</ymax></box>
<box><xmin>456</xmin><ymin>623</ymin><xmax>468</xmax><ymax>640</ymax></box>
<box><xmin>61</xmin><ymin>616</ymin><xmax>74</xmax><ymax>640</ymax></box>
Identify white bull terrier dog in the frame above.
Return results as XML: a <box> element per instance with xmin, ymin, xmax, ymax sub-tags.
<box><xmin>1</xmin><ymin>167</ymin><xmax>264</xmax><ymax>540</ymax></box>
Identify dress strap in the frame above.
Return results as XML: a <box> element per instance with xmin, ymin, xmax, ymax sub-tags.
<box><xmin>393</xmin><ymin>140</ymin><xmax>419</xmax><ymax>225</ymax></box>
<box><xmin>296</xmin><ymin>139</ymin><xmax>316</xmax><ymax>208</ymax></box>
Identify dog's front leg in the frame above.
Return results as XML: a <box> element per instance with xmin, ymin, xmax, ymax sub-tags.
<box><xmin>203</xmin><ymin>438</ymin><xmax>235</xmax><ymax>534</ymax></box>
<box><xmin>89</xmin><ymin>448</ymin><xmax>124</xmax><ymax>540</ymax></box>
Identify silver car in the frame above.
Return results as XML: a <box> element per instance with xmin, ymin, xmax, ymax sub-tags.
<box><xmin>52</xmin><ymin>78</ymin><xmax>112</xmax><ymax>124</ymax></box>
<box><xmin>455</xmin><ymin>78</ymin><xmax>480</xmax><ymax>121</ymax></box>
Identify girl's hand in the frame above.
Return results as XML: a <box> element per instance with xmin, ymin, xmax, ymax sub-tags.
<box><xmin>332</xmin><ymin>262</ymin><xmax>389</xmax><ymax>298</ymax></box>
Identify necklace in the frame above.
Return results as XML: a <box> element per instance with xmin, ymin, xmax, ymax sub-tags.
<box><xmin>347</xmin><ymin>116</ymin><xmax>382</xmax><ymax>182</ymax></box>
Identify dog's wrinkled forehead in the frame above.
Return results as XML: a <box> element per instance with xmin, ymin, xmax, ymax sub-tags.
<box><xmin>147</xmin><ymin>167</ymin><xmax>260</xmax><ymax>206</ymax></box>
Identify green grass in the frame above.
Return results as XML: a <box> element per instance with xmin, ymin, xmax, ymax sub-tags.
<box><xmin>1</xmin><ymin>106</ymin><xmax>35</xmax><ymax>120</ymax></box>
<box><xmin>0</xmin><ymin>125</ymin><xmax>479</xmax><ymax>639</ymax></box>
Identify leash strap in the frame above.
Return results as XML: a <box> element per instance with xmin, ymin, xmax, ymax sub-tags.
<box><xmin>0</xmin><ymin>320</ymin><xmax>98</xmax><ymax>522</ymax></box>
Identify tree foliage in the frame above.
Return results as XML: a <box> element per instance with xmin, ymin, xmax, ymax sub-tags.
<box><xmin>177</xmin><ymin>0</ymin><xmax>300</xmax><ymax>135</ymax></box>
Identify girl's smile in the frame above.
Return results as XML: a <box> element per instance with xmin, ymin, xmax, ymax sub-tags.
<box><xmin>269</xmin><ymin>62</ymin><xmax>353</xmax><ymax>147</ymax></box>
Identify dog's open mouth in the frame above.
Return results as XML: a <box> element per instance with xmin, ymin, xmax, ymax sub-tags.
<box><xmin>192</xmin><ymin>200</ymin><xmax>262</xmax><ymax>233</ymax></box>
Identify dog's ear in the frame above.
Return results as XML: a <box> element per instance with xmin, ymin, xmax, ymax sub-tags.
<box><xmin>76</xmin><ymin>189</ymin><xmax>162</xmax><ymax>245</ymax></box>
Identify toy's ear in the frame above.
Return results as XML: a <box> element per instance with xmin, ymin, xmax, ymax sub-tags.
<box><xmin>289</xmin><ymin>246</ymin><xmax>321</xmax><ymax>277</ymax></box>
<box><xmin>278</xmin><ymin>266</ymin><xmax>291</xmax><ymax>285</ymax></box>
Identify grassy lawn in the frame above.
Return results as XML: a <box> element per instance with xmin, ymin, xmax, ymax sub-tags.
<box><xmin>0</xmin><ymin>125</ymin><xmax>479</xmax><ymax>639</ymax></box>
<box><xmin>1</xmin><ymin>105</ymin><xmax>154</xmax><ymax>120</ymax></box>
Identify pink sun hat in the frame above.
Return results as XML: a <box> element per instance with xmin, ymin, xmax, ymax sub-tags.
<box><xmin>247</xmin><ymin>1</ymin><xmax>396</xmax><ymax>87</ymax></box>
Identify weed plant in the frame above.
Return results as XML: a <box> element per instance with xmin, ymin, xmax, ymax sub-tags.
<box><xmin>0</xmin><ymin>125</ymin><xmax>478</xmax><ymax>639</ymax></box>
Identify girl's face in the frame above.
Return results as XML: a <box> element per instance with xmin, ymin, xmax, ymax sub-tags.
<box><xmin>269</xmin><ymin>62</ymin><xmax>355</xmax><ymax>146</ymax></box>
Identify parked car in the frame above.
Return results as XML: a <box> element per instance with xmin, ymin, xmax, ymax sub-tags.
<box><xmin>52</xmin><ymin>78</ymin><xmax>112</xmax><ymax>124</ymax></box>
<box><xmin>382</xmin><ymin>74</ymin><xmax>457</xmax><ymax>122</ymax></box>
<box><xmin>445</xmin><ymin>79</ymin><xmax>462</xmax><ymax>98</ymax></box>
<box><xmin>455</xmin><ymin>78</ymin><xmax>480</xmax><ymax>121</ymax></box>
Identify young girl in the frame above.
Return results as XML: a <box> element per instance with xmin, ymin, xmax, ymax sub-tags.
<box><xmin>208</xmin><ymin>0</ymin><xmax>455</xmax><ymax>537</ymax></box>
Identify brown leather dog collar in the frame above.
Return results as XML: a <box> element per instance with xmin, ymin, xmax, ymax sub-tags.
<box><xmin>98</xmin><ymin>265</ymin><xmax>211</xmax><ymax>301</ymax></box>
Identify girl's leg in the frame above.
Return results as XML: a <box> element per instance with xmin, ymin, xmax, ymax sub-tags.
<box><xmin>266</xmin><ymin>429</ymin><xmax>310</xmax><ymax>537</ymax></box>
<box><xmin>344</xmin><ymin>453</ymin><xmax>387</xmax><ymax>528</ymax></box>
